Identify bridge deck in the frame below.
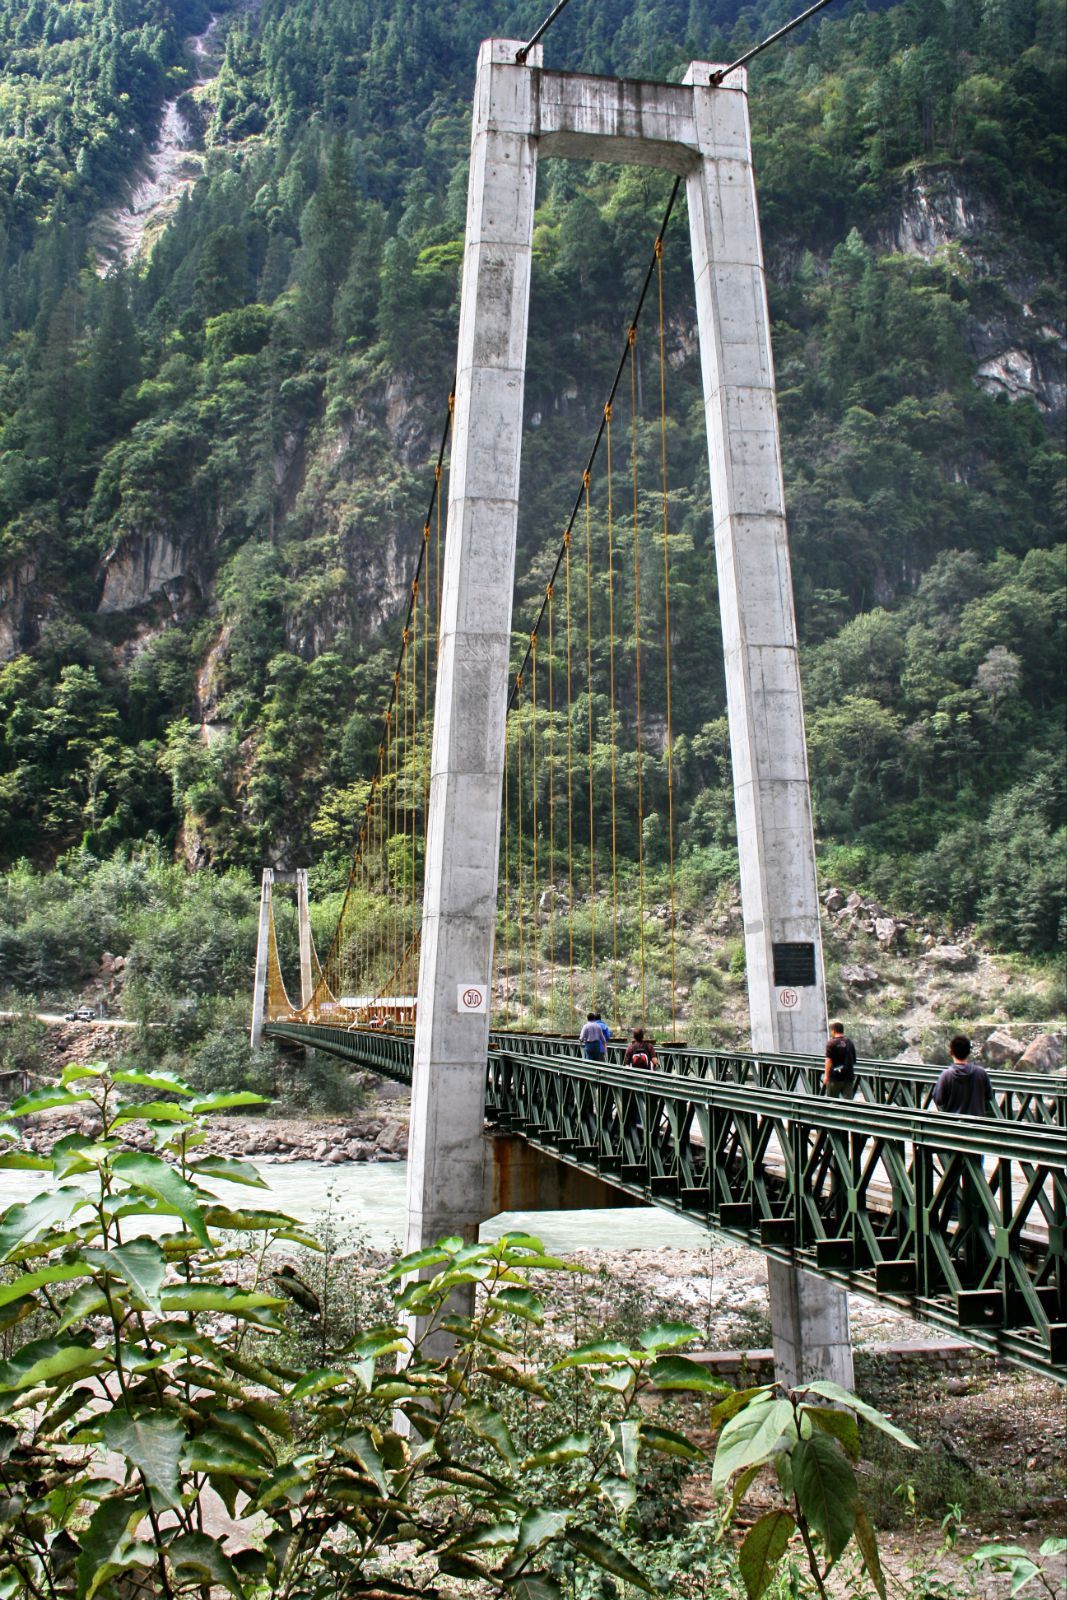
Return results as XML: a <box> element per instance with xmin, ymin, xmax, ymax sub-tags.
<box><xmin>264</xmin><ymin>1022</ymin><xmax>1066</xmax><ymax>1380</ymax></box>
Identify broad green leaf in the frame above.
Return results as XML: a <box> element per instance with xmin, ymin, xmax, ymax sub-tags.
<box><xmin>342</xmin><ymin>1426</ymin><xmax>388</xmax><ymax>1492</ymax></box>
<box><xmin>10</xmin><ymin>1086</ymin><xmax>92</xmax><ymax>1116</ymax></box>
<box><xmin>738</xmin><ymin>1509</ymin><xmax>796</xmax><ymax>1600</ymax></box>
<box><xmin>182</xmin><ymin>1426</ymin><xmax>268</xmax><ymax>1477</ymax></box>
<box><xmin>74</xmin><ymin>1492</ymin><xmax>149</xmax><ymax>1600</ymax></box>
<box><xmin>203</xmin><ymin>1206</ymin><xmax>302</xmax><ymax>1232</ymax></box>
<box><xmin>599</xmin><ymin>1474</ymin><xmax>638</xmax><ymax>1518</ymax></box>
<box><xmin>449</xmin><ymin>1519</ymin><xmax>519</xmax><ymax>1553</ymax></box>
<box><xmin>494</xmin><ymin>1287</ymin><xmax>544</xmax><ymax>1323</ymax></box>
<box><xmin>290</xmin><ymin>1368</ymin><xmax>346</xmax><ymax>1401</ymax></box>
<box><xmin>650</xmin><ymin>1354</ymin><xmax>731</xmax><ymax>1393</ymax></box>
<box><xmin>795</xmin><ymin>1381</ymin><xmax>917</xmax><ymax>1450</ymax></box>
<box><xmin>102</xmin><ymin>1411</ymin><xmax>185</xmax><ymax>1510</ymax></box>
<box><xmin>383</xmin><ymin>1245</ymin><xmax>453</xmax><ymax>1282</ymax></box>
<box><xmin>0</xmin><ymin>1186</ymin><xmax>86</xmax><ymax>1261</ymax></box>
<box><xmin>791</xmin><ymin>1432</ymin><xmax>857</xmax><ymax>1562</ymax></box>
<box><xmin>0</xmin><ymin>1261</ymin><xmax>90</xmax><ymax>1307</ymax></box>
<box><xmin>462</xmin><ymin>1400</ymin><xmax>519</xmax><ymax>1467</ymax></box>
<box><xmin>61</xmin><ymin>1063</ymin><xmax>107</xmax><ymax>1085</ymax></box>
<box><xmin>710</xmin><ymin>1384</ymin><xmax>774</xmax><ymax>1429</ymax></box>
<box><xmin>0</xmin><ymin>1151</ymin><xmax>51</xmax><ymax>1170</ymax></box>
<box><xmin>89</xmin><ymin>1239</ymin><xmax>166</xmax><ymax>1312</ymax></box>
<box><xmin>161</xmin><ymin>1285</ymin><xmax>285</xmax><ymax>1319</ymax></box>
<box><xmin>802</xmin><ymin>1404</ymin><xmax>861</xmax><ymax>1462</ymax></box>
<box><xmin>473</xmin><ymin>1361</ymin><xmax>550</xmax><ymax>1399</ymax></box>
<box><xmin>511</xmin><ymin>1508</ymin><xmax>572</xmax><ymax>1561</ymax></box>
<box><xmin>525</xmin><ymin>1432</ymin><xmax>592</xmax><ymax>1468</ymax></box>
<box><xmin>168</xmin><ymin>1532</ymin><xmax>244</xmax><ymax>1598</ymax></box>
<box><xmin>1040</xmin><ymin>1538</ymin><xmax>1067</xmax><ymax>1558</ymax></box>
<box><xmin>0</xmin><ymin>1295</ymin><xmax>36</xmax><ymax>1333</ymax></box>
<box><xmin>712</xmin><ymin>1398</ymin><xmax>796</xmax><ymax>1489</ymax></box>
<box><xmin>188</xmin><ymin>1092</ymin><xmax>270</xmax><ymax>1113</ymax></box>
<box><xmin>189</xmin><ymin>1155</ymin><xmax>267</xmax><ymax>1189</ymax></box>
<box><xmin>853</xmin><ymin>1504</ymin><xmax>886</xmax><ymax>1600</ymax></box>
<box><xmin>592</xmin><ymin>1366</ymin><xmax>636</xmax><ymax>1395</ymax></box>
<box><xmin>565</xmin><ymin>1526</ymin><xmax>653</xmax><ymax>1593</ymax></box>
<box><xmin>0</xmin><ymin>1123</ymin><xmax>17</xmax><ymax>1143</ymax></box>
<box><xmin>111</xmin><ymin>1152</ymin><xmax>209</xmax><ymax>1247</ymax></box>
<box><xmin>0</xmin><ymin>1336</ymin><xmax>104</xmax><ymax>1391</ymax></box>
<box><xmin>613</xmin><ymin>1418</ymin><xmax>640</xmax><ymax>1478</ymax></box>
<box><xmin>639</xmin><ymin>1423</ymin><xmax>704</xmax><ymax>1461</ymax></box>
<box><xmin>57</xmin><ymin>1282</ymin><xmax>110</xmax><ymax>1332</ymax></box>
<box><xmin>112</xmin><ymin>1068</ymin><xmax>193</xmax><ymax>1095</ymax></box>
<box><xmin>506</xmin><ymin>1578</ymin><xmax>563</xmax><ymax>1599</ymax></box>
<box><xmin>112</xmin><ymin>1101</ymin><xmax>193</xmax><ymax>1126</ymax></box>
<box><xmin>724</xmin><ymin>1461</ymin><xmax>763</xmax><ymax>1523</ymax></box>
<box><xmin>637</xmin><ymin>1321</ymin><xmax>701</xmax><ymax>1352</ymax></box>
<box><xmin>551</xmin><ymin>1339</ymin><xmax>632</xmax><ymax>1370</ymax></box>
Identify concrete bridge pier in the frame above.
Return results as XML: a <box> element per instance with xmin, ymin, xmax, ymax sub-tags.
<box><xmin>406</xmin><ymin>40</ymin><xmax>853</xmax><ymax>1385</ymax></box>
<box><xmin>250</xmin><ymin>868</ymin><xmax>273</xmax><ymax>1050</ymax></box>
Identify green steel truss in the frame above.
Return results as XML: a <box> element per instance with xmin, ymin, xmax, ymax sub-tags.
<box><xmin>264</xmin><ymin>1022</ymin><xmax>1066</xmax><ymax>1379</ymax></box>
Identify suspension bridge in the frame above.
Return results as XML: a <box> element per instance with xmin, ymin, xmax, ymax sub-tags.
<box><xmin>250</xmin><ymin>38</ymin><xmax>1067</xmax><ymax>1385</ymax></box>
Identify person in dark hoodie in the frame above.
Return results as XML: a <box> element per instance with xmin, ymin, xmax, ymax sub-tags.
<box><xmin>932</xmin><ymin>1034</ymin><xmax>993</xmax><ymax>1116</ymax></box>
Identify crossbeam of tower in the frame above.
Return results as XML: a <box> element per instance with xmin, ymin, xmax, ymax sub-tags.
<box><xmin>405</xmin><ymin>40</ymin><xmax>853</xmax><ymax>1387</ymax></box>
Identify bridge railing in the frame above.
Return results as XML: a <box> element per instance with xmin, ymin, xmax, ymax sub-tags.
<box><xmin>487</xmin><ymin>1030</ymin><xmax>1067</xmax><ymax>1126</ymax></box>
<box><xmin>486</xmin><ymin>1044</ymin><xmax>1066</xmax><ymax>1378</ymax></box>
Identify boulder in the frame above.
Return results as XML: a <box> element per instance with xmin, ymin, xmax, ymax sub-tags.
<box><xmin>873</xmin><ymin>916</ymin><xmax>901</xmax><ymax>948</ymax></box>
<box><xmin>981</xmin><ymin>1029</ymin><xmax>1025</xmax><ymax>1067</ymax></box>
<box><xmin>845</xmin><ymin>892</ymin><xmax>864</xmax><ymax>913</ymax></box>
<box><xmin>840</xmin><ymin>963</ymin><xmax>880</xmax><ymax>991</ymax></box>
<box><xmin>325</xmin><ymin>1148</ymin><xmax>348</xmax><ymax>1165</ymax></box>
<box><xmin>824</xmin><ymin>887</ymin><xmax>846</xmax><ymax>914</ymax></box>
<box><xmin>1017</xmin><ymin>1034</ymin><xmax>1065</xmax><ymax>1075</ymax></box>
<box><xmin>378</xmin><ymin>1121</ymin><xmax>409</xmax><ymax>1156</ymax></box>
<box><xmin>924</xmin><ymin>944</ymin><xmax>975</xmax><ymax>971</ymax></box>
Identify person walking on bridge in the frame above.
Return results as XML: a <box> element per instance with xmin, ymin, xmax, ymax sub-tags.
<box><xmin>579</xmin><ymin>1013</ymin><xmax>606</xmax><ymax>1062</ymax></box>
<box><xmin>933</xmin><ymin>1035</ymin><xmax>993</xmax><ymax>1116</ymax></box>
<box><xmin>822</xmin><ymin>1020</ymin><xmax>857</xmax><ymax>1098</ymax></box>
<box><xmin>623</xmin><ymin>1027</ymin><xmax>659</xmax><ymax>1070</ymax></box>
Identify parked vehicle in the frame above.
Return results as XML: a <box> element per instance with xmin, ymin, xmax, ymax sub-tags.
<box><xmin>75</xmin><ymin>1007</ymin><xmax>96</xmax><ymax>1022</ymax></box>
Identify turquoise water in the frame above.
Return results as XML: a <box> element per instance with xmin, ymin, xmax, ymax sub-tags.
<box><xmin>0</xmin><ymin>1159</ymin><xmax>709</xmax><ymax>1254</ymax></box>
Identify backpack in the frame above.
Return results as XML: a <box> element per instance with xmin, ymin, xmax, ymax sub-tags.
<box><xmin>629</xmin><ymin>1050</ymin><xmax>650</xmax><ymax>1070</ymax></box>
<box><xmin>829</xmin><ymin>1037</ymin><xmax>857</xmax><ymax>1082</ymax></box>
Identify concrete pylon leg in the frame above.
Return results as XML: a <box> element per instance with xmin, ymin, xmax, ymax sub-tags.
<box><xmin>405</xmin><ymin>40</ymin><xmax>541</xmax><ymax>1331</ymax></box>
<box><xmin>296</xmin><ymin>869</ymin><xmax>313</xmax><ymax>1008</ymax></box>
<box><xmin>684</xmin><ymin>62</ymin><xmax>853</xmax><ymax>1389</ymax></box>
<box><xmin>250</xmin><ymin>868</ymin><xmax>274</xmax><ymax>1050</ymax></box>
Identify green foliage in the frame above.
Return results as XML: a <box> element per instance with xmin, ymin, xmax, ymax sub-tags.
<box><xmin>0</xmin><ymin>0</ymin><xmax>1062</xmax><ymax>953</ymax></box>
<box><xmin>0</xmin><ymin>1061</ymin><xmax>751</xmax><ymax>1599</ymax></box>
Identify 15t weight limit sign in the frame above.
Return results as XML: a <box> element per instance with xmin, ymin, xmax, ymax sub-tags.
<box><xmin>457</xmin><ymin>983</ymin><xmax>487</xmax><ymax>1015</ymax></box>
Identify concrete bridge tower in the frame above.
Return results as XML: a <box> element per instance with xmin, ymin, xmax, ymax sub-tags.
<box><xmin>406</xmin><ymin>41</ymin><xmax>852</xmax><ymax>1387</ymax></box>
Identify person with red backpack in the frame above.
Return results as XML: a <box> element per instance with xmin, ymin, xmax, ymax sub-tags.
<box><xmin>623</xmin><ymin>1027</ymin><xmax>659</xmax><ymax>1071</ymax></box>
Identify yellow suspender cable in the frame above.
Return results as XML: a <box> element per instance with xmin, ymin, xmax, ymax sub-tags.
<box><xmin>530</xmin><ymin>630</ymin><xmax>539</xmax><ymax>1015</ymax></box>
<box><xmin>630</xmin><ymin>327</ymin><xmax>647</xmax><ymax>1023</ymax></box>
<box><xmin>604</xmin><ymin>401</ymin><xmax>620</xmax><ymax>1030</ymax></box>
<box><xmin>657</xmin><ymin>238</ymin><xmax>678</xmax><ymax>1039</ymax></box>
<box><xmin>516</xmin><ymin>671</ymin><xmax>526</xmax><ymax>1022</ymax></box>
<box><xmin>565</xmin><ymin>530</ymin><xmax>576</xmax><ymax>1031</ymax></box>
<box><xmin>584</xmin><ymin>472</ymin><xmax>596</xmax><ymax>1007</ymax></box>
<box><xmin>502</xmin><ymin>711</ymin><xmax>511</xmax><ymax>1026</ymax></box>
<box><xmin>546</xmin><ymin>582</ymin><xmax>556</xmax><ymax>1013</ymax></box>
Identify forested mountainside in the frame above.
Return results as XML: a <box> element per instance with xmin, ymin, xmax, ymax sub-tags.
<box><xmin>0</xmin><ymin>0</ymin><xmax>1063</xmax><ymax>966</ymax></box>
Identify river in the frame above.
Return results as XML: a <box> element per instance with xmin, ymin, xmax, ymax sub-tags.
<box><xmin>0</xmin><ymin>1158</ymin><xmax>710</xmax><ymax>1255</ymax></box>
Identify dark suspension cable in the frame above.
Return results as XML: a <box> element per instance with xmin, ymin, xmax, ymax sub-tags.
<box><xmin>709</xmin><ymin>0</ymin><xmax>841</xmax><ymax>83</ymax></box>
<box><xmin>516</xmin><ymin>0</ymin><xmax>575</xmax><ymax>63</ymax></box>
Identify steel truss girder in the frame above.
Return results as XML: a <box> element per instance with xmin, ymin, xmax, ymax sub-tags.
<box><xmin>263</xmin><ymin>1023</ymin><xmax>1066</xmax><ymax>1380</ymax></box>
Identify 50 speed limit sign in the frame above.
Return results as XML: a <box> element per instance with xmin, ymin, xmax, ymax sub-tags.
<box><xmin>457</xmin><ymin>984</ymin><xmax>487</xmax><ymax>1015</ymax></box>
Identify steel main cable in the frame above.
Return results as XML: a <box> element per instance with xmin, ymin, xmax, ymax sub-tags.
<box><xmin>708</xmin><ymin>0</ymin><xmax>842</xmax><ymax>83</ymax></box>
<box><xmin>515</xmin><ymin>0</ymin><xmax>576</xmax><ymax>63</ymax></box>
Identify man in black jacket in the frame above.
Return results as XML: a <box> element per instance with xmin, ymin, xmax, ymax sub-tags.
<box><xmin>822</xmin><ymin>1020</ymin><xmax>857</xmax><ymax>1098</ymax></box>
<box><xmin>932</xmin><ymin>1035</ymin><xmax>993</xmax><ymax>1116</ymax></box>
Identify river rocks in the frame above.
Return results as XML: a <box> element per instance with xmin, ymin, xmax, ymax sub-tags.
<box><xmin>840</xmin><ymin>963</ymin><xmax>880</xmax><ymax>991</ymax></box>
<box><xmin>1018</xmin><ymin>1034</ymin><xmax>1065</xmax><ymax>1074</ymax></box>
<box><xmin>981</xmin><ymin>1029</ymin><xmax>1025</xmax><ymax>1067</ymax></box>
<box><xmin>823</xmin><ymin>887</ymin><xmax>846</xmax><ymax>913</ymax></box>
<box><xmin>923</xmin><ymin>944</ymin><xmax>975</xmax><ymax>971</ymax></box>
